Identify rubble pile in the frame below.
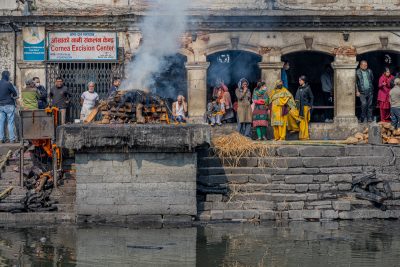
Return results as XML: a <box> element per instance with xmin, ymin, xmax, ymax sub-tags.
<box><xmin>20</xmin><ymin>167</ymin><xmax>58</xmax><ymax>212</ymax></box>
<box><xmin>344</xmin><ymin>122</ymin><xmax>400</xmax><ymax>144</ymax></box>
<box><xmin>91</xmin><ymin>91</ymin><xmax>170</xmax><ymax>124</ymax></box>
<box><xmin>352</xmin><ymin>172</ymin><xmax>393</xmax><ymax>210</ymax></box>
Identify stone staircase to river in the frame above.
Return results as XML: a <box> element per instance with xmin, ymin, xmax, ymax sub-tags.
<box><xmin>0</xmin><ymin>145</ymin><xmax>76</xmax><ymax>223</ymax></box>
<box><xmin>197</xmin><ymin>144</ymin><xmax>400</xmax><ymax>221</ymax></box>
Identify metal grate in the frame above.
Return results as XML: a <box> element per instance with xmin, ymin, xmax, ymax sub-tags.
<box><xmin>46</xmin><ymin>61</ymin><xmax>124</xmax><ymax>121</ymax></box>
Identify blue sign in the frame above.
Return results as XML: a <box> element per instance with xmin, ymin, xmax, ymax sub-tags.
<box><xmin>23</xmin><ymin>27</ymin><xmax>45</xmax><ymax>61</ymax></box>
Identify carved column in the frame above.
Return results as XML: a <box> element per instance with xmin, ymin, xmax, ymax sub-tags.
<box><xmin>331</xmin><ymin>52</ymin><xmax>359</xmax><ymax>125</ymax></box>
<box><xmin>258</xmin><ymin>48</ymin><xmax>283</xmax><ymax>91</ymax></box>
<box><xmin>185</xmin><ymin>62</ymin><xmax>210</xmax><ymax>122</ymax></box>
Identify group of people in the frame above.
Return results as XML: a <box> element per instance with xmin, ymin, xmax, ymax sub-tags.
<box><xmin>206</xmin><ymin>81</ymin><xmax>233</xmax><ymax>126</ymax></box>
<box><xmin>206</xmin><ymin>76</ymin><xmax>314</xmax><ymax>141</ymax></box>
<box><xmin>0</xmin><ymin>71</ymin><xmax>102</xmax><ymax>143</ymax></box>
<box><xmin>358</xmin><ymin>60</ymin><xmax>400</xmax><ymax>129</ymax></box>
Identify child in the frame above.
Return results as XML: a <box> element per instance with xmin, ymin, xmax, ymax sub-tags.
<box><xmin>206</xmin><ymin>96</ymin><xmax>225</xmax><ymax>126</ymax></box>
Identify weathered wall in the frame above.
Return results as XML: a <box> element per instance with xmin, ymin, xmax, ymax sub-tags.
<box><xmin>0</xmin><ymin>32</ymin><xmax>15</xmax><ymax>83</ymax></box>
<box><xmin>32</xmin><ymin>0</ymin><xmax>400</xmax><ymax>12</ymax></box>
<box><xmin>76</xmin><ymin>152</ymin><xmax>197</xmax><ymax>222</ymax></box>
<box><xmin>198</xmin><ymin>145</ymin><xmax>400</xmax><ymax>221</ymax></box>
<box><xmin>275</xmin><ymin>0</ymin><xmax>400</xmax><ymax>10</ymax></box>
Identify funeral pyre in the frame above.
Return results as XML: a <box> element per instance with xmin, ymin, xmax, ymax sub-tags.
<box><xmin>85</xmin><ymin>90</ymin><xmax>171</xmax><ymax>124</ymax></box>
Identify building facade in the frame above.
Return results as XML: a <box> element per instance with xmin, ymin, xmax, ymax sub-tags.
<box><xmin>1</xmin><ymin>0</ymin><xmax>400</xmax><ymax>135</ymax></box>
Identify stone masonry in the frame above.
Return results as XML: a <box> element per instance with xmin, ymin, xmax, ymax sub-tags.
<box><xmin>57</xmin><ymin>124</ymin><xmax>211</xmax><ymax>223</ymax></box>
<box><xmin>198</xmin><ymin>144</ymin><xmax>400</xmax><ymax>221</ymax></box>
<box><xmin>75</xmin><ymin>152</ymin><xmax>197</xmax><ymax>222</ymax></box>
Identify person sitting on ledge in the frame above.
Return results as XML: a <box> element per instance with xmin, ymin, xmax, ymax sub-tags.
<box><xmin>172</xmin><ymin>95</ymin><xmax>188</xmax><ymax>123</ymax></box>
<box><xmin>206</xmin><ymin>96</ymin><xmax>224</xmax><ymax>126</ymax></box>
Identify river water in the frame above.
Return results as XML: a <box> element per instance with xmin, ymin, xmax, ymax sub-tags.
<box><xmin>0</xmin><ymin>220</ymin><xmax>399</xmax><ymax>266</ymax></box>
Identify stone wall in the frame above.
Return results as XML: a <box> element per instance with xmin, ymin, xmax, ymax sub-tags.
<box><xmin>198</xmin><ymin>144</ymin><xmax>400</xmax><ymax>221</ymax></box>
<box><xmin>58</xmin><ymin>124</ymin><xmax>210</xmax><ymax>223</ymax></box>
<box><xmin>76</xmin><ymin>152</ymin><xmax>197</xmax><ymax>223</ymax></box>
<box><xmin>275</xmin><ymin>0</ymin><xmax>400</xmax><ymax>10</ymax></box>
<box><xmin>0</xmin><ymin>32</ymin><xmax>15</xmax><ymax>82</ymax></box>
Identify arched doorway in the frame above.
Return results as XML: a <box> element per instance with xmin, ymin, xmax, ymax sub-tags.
<box><xmin>207</xmin><ymin>50</ymin><xmax>261</xmax><ymax>104</ymax></box>
<box><xmin>282</xmin><ymin>51</ymin><xmax>334</xmax><ymax>122</ymax></box>
<box><xmin>356</xmin><ymin>51</ymin><xmax>400</xmax><ymax>121</ymax></box>
<box><xmin>153</xmin><ymin>53</ymin><xmax>187</xmax><ymax>100</ymax></box>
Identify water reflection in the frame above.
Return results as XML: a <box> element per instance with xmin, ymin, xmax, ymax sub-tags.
<box><xmin>0</xmin><ymin>221</ymin><xmax>398</xmax><ymax>266</ymax></box>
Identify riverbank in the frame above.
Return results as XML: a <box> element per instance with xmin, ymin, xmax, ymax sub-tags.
<box><xmin>1</xmin><ymin>124</ymin><xmax>400</xmax><ymax>223</ymax></box>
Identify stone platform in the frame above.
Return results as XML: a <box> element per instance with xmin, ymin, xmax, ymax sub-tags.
<box><xmin>210</xmin><ymin>122</ymin><xmax>366</xmax><ymax>140</ymax></box>
<box><xmin>57</xmin><ymin>124</ymin><xmax>211</xmax><ymax>223</ymax></box>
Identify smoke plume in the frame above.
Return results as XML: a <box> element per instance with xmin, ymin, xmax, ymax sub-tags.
<box><xmin>121</xmin><ymin>0</ymin><xmax>190</xmax><ymax>96</ymax></box>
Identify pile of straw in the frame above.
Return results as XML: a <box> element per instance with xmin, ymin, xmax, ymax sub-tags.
<box><xmin>212</xmin><ymin>133</ymin><xmax>275</xmax><ymax>167</ymax></box>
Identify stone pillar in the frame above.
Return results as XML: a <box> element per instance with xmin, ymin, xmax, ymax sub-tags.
<box><xmin>258</xmin><ymin>62</ymin><xmax>283</xmax><ymax>91</ymax></box>
<box><xmin>258</xmin><ymin>50</ymin><xmax>283</xmax><ymax>91</ymax></box>
<box><xmin>331</xmin><ymin>56</ymin><xmax>359</xmax><ymax>126</ymax></box>
<box><xmin>185</xmin><ymin>62</ymin><xmax>210</xmax><ymax>122</ymax></box>
<box><xmin>17</xmin><ymin>62</ymin><xmax>46</xmax><ymax>92</ymax></box>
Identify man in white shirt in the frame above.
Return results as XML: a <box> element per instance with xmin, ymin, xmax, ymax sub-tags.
<box><xmin>80</xmin><ymin>81</ymin><xmax>99</xmax><ymax>120</ymax></box>
<box><xmin>172</xmin><ymin>95</ymin><xmax>187</xmax><ymax>123</ymax></box>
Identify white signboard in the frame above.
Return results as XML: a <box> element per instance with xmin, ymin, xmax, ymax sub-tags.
<box><xmin>48</xmin><ymin>32</ymin><xmax>117</xmax><ymax>61</ymax></box>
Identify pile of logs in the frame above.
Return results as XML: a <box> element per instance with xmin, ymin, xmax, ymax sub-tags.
<box><xmin>379</xmin><ymin>122</ymin><xmax>400</xmax><ymax>144</ymax></box>
<box><xmin>344</xmin><ymin>128</ymin><xmax>369</xmax><ymax>144</ymax></box>
<box><xmin>85</xmin><ymin>91</ymin><xmax>170</xmax><ymax>124</ymax></box>
<box><xmin>344</xmin><ymin>122</ymin><xmax>400</xmax><ymax>145</ymax></box>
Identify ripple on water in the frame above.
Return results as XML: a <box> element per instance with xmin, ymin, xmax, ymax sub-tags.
<box><xmin>0</xmin><ymin>221</ymin><xmax>397</xmax><ymax>266</ymax></box>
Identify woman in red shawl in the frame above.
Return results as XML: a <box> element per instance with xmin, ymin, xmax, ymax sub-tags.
<box><xmin>214</xmin><ymin>81</ymin><xmax>234</xmax><ymax>122</ymax></box>
<box><xmin>378</xmin><ymin>68</ymin><xmax>394</xmax><ymax>122</ymax></box>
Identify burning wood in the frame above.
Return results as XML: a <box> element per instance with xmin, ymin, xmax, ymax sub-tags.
<box><xmin>94</xmin><ymin>90</ymin><xmax>170</xmax><ymax>124</ymax></box>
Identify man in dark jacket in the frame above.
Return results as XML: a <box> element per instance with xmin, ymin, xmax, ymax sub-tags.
<box><xmin>0</xmin><ymin>71</ymin><xmax>17</xmax><ymax>143</ymax></box>
<box><xmin>49</xmin><ymin>77</ymin><xmax>70</xmax><ymax>124</ymax></box>
<box><xmin>356</xmin><ymin>60</ymin><xmax>374</xmax><ymax>123</ymax></box>
<box><xmin>33</xmin><ymin>77</ymin><xmax>47</xmax><ymax>109</ymax></box>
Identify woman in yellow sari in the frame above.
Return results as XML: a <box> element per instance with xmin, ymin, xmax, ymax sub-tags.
<box><xmin>270</xmin><ymin>80</ymin><xmax>298</xmax><ymax>141</ymax></box>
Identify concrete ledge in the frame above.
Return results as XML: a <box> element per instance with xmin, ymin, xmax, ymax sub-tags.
<box><xmin>0</xmin><ymin>212</ymin><xmax>76</xmax><ymax>224</ymax></box>
<box><xmin>57</xmin><ymin>124</ymin><xmax>211</xmax><ymax>152</ymax></box>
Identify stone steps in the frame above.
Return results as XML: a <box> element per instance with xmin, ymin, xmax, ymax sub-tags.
<box><xmin>0</xmin><ymin>212</ymin><xmax>75</xmax><ymax>223</ymax></box>
<box><xmin>51</xmin><ymin>195</ymin><xmax>75</xmax><ymax>204</ymax></box>
<box><xmin>54</xmin><ymin>203</ymin><xmax>75</xmax><ymax>213</ymax></box>
<box><xmin>199</xmin><ymin>155</ymin><xmax>396</xmax><ymax>168</ymax></box>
